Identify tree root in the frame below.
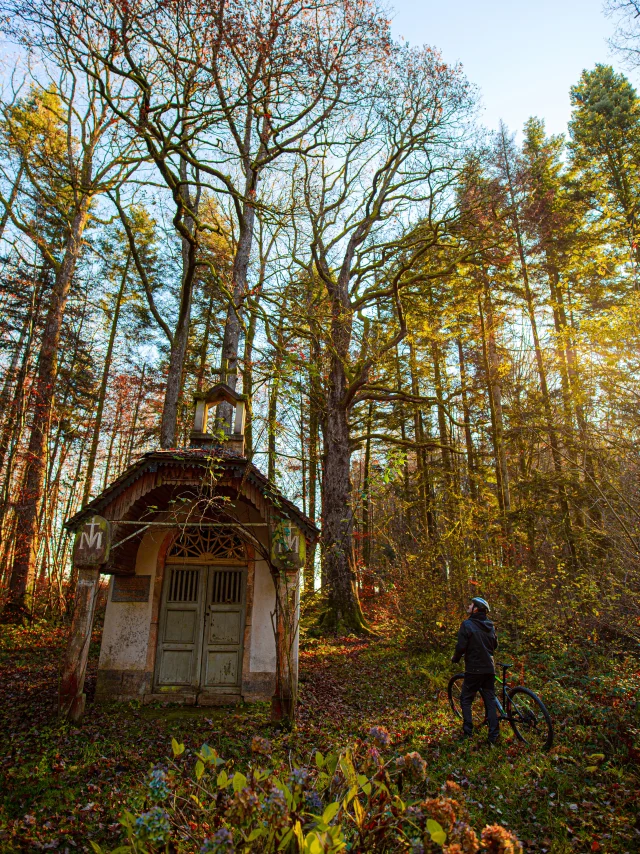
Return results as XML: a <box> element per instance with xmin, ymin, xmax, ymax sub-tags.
<box><xmin>316</xmin><ymin>603</ymin><xmax>378</xmax><ymax>637</ymax></box>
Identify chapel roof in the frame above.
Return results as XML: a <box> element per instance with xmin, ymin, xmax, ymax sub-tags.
<box><xmin>65</xmin><ymin>447</ymin><xmax>319</xmax><ymax>541</ymax></box>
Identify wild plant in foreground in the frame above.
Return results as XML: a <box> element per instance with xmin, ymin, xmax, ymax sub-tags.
<box><xmin>90</xmin><ymin>729</ymin><xmax>523</xmax><ymax>853</ymax></box>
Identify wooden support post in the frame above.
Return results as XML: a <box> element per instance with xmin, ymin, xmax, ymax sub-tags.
<box><xmin>59</xmin><ymin>567</ymin><xmax>101</xmax><ymax>722</ymax></box>
<box><xmin>271</xmin><ymin>568</ymin><xmax>299</xmax><ymax>724</ymax></box>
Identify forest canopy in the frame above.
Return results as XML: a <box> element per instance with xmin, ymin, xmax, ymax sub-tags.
<box><xmin>0</xmin><ymin>0</ymin><xmax>638</xmax><ymax>648</ymax></box>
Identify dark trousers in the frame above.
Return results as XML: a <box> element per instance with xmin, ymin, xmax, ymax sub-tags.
<box><xmin>460</xmin><ymin>673</ymin><xmax>500</xmax><ymax>742</ymax></box>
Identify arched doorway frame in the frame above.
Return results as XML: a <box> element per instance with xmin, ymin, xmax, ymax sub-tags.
<box><xmin>147</xmin><ymin>525</ymin><xmax>257</xmax><ymax>703</ymax></box>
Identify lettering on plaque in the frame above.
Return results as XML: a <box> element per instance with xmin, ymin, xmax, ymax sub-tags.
<box><xmin>112</xmin><ymin>575</ymin><xmax>151</xmax><ymax>603</ymax></box>
<box><xmin>73</xmin><ymin>515</ymin><xmax>111</xmax><ymax>565</ymax></box>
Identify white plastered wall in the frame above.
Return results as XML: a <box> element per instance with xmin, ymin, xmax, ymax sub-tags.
<box><xmin>249</xmin><ymin>558</ymin><xmax>277</xmax><ymax>672</ymax></box>
<box><xmin>98</xmin><ymin>529</ymin><xmax>163</xmax><ymax>672</ymax></box>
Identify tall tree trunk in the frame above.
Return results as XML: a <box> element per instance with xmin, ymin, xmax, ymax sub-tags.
<box><xmin>267</xmin><ymin>315</ymin><xmax>285</xmax><ymax>484</ymax></box>
<box><xmin>0</xmin><ymin>308</ymin><xmax>39</xmax><ymax>589</ymax></box>
<box><xmin>37</xmin><ymin>440</ymin><xmax>70</xmax><ymax>593</ymax></box>
<box><xmin>431</xmin><ymin>334</ymin><xmax>454</xmax><ymax>500</ymax></box>
<box><xmin>102</xmin><ymin>395</ymin><xmax>123</xmax><ymax>491</ymax></box>
<box><xmin>242</xmin><ymin>307</ymin><xmax>258</xmax><ymax>459</ymax></box>
<box><xmin>61</xmin><ymin>429</ymin><xmax>92</xmax><ymax>614</ymax></box>
<box><xmin>125</xmin><ymin>364</ymin><xmax>146</xmax><ymax>468</ymax></box>
<box><xmin>40</xmin><ymin>301</ymin><xmax>90</xmax><ymax>572</ymax></box>
<box><xmin>321</xmin><ymin>352</ymin><xmax>368</xmax><ymax>632</ymax></box>
<box><xmin>525</xmin><ymin>271</ymin><xmax>578</xmax><ymax>560</ymax></box>
<box><xmin>3</xmin><ymin>201</ymin><xmax>91</xmax><ymax>620</ymax></box>
<box><xmin>430</xmin><ymin>328</ymin><xmax>456</xmax><ymax>581</ymax></box>
<box><xmin>304</xmin><ymin>341</ymin><xmax>320</xmax><ymax>594</ymax></box>
<box><xmin>241</xmin><ymin>249</ymin><xmax>267</xmax><ymax>458</ymax></box>
<box><xmin>547</xmin><ymin>267</ymin><xmax>575</xmax><ymax>436</ymax></box>
<box><xmin>478</xmin><ymin>288</ymin><xmax>511</xmax><ymax>528</ymax></box>
<box><xmin>300</xmin><ymin>390</ymin><xmax>307</xmax><ymax>518</ymax></box>
<box><xmin>56</xmin><ymin>430</ymin><xmax>90</xmax><ymax>573</ymax></box>
<box><xmin>316</xmin><ymin>239</ymin><xmax>370</xmax><ymax>631</ymax></box>
<box><xmin>0</xmin><ymin>163</ymin><xmax>23</xmax><ymax>242</ymax></box>
<box><xmin>160</xmin><ymin>167</ymin><xmax>200</xmax><ymax>448</ymax></box>
<box><xmin>220</xmin><ymin>186</ymin><xmax>256</xmax><ymax>397</ymax></box>
<box><xmin>361</xmin><ymin>401</ymin><xmax>374</xmax><ymax>571</ymax></box>
<box><xmin>408</xmin><ymin>340</ymin><xmax>436</xmax><ymax>541</ymax></box>
<box><xmin>82</xmin><ymin>254</ymin><xmax>129</xmax><ymax>505</ymax></box>
<box><xmin>457</xmin><ymin>338</ymin><xmax>477</xmax><ymax>500</ymax></box>
<box><xmin>394</xmin><ymin>347</ymin><xmax>412</xmax><ymax>531</ymax></box>
<box><xmin>549</xmin><ymin>268</ymin><xmax>601</xmax><ymax>526</ymax></box>
<box><xmin>196</xmin><ymin>293</ymin><xmax>215</xmax><ymax>393</ymax></box>
<box><xmin>0</xmin><ymin>273</ymin><xmax>44</xmax><ymax>481</ymax></box>
<box><xmin>0</xmin><ymin>310</ymin><xmax>29</xmax><ymax>465</ymax></box>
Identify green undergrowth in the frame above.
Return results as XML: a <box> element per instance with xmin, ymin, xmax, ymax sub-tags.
<box><xmin>0</xmin><ymin>621</ymin><xmax>638</xmax><ymax>852</ymax></box>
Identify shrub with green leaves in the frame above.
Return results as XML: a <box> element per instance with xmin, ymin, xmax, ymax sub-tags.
<box><xmin>90</xmin><ymin>729</ymin><xmax>523</xmax><ymax>853</ymax></box>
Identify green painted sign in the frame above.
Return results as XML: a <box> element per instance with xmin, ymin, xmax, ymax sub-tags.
<box><xmin>271</xmin><ymin>519</ymin><xmax>306</xmax><ymax>570</ymax></box>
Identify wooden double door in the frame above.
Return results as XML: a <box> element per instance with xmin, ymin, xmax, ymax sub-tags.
<box><xmin>155</xmin><ymin>564</ymin><xmax>246</xmax><ymax>695</ymax></box>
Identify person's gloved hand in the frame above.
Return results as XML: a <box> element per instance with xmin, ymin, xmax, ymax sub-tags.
<box><xmin>450</xmin><ymin>656</ymin><xmax>457</xmax><ymax>664</ymax></box>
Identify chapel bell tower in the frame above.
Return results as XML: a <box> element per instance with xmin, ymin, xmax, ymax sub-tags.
<box><xmin>189</xmin><ymin>383</ymin><xmax>246</xmax><ymax>455</ymax></box>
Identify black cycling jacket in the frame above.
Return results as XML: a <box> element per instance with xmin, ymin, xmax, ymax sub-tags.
<box><xmin>452</xmin><ymin>612</ymin><xmax>498</xmax><ymax>675</ymax></box>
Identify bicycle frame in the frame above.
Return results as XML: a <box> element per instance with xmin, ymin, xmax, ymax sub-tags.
<box><xmin>494</xmin><ymin>663</ymin><xmax>512</xmax><ymax>720</ymax></box>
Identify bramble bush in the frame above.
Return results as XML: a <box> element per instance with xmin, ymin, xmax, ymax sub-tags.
<box><xmin>90</xmin><ymin>727</ymin><xmax>523</xmax><ymax>854</ymax></box>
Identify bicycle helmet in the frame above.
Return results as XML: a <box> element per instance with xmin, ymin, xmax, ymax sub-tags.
<box><xmin>470</xmin><ymin>596</ymin><xmax>490</xmax><ymax>612</ymax></box>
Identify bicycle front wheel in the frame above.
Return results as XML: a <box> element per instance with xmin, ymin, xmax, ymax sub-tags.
<box><xmin>447</xmin><ymin>673</ymin><xmax>487</xmax><ymax>726</ymax></box>
<box><xmin>507</xmin><ymin>686</ymin><xmax>553</xmax><ymax>751</ymax></box>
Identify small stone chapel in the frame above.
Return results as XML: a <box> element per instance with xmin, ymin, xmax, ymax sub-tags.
<box><xmin>59</xmin><ymin>383</ymin><xmax>317</xmax><ymax>722</ymax></box>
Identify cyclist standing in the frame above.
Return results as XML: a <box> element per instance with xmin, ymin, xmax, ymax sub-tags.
<box><xmin>451</xmin><ymin>597</ymin><xmax>500</xmax><ymax>744</ymax></box>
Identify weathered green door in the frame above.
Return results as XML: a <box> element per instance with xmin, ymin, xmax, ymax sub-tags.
<box><xmin>155</xmin><ymin>564</ymin><xmax>246</xmax><ymax>695</ymax></box>
<box><xmin>155</xmin><ymin>565</ymin><xmax>203</xmax><ymax>688</ymax></box>
<box><xmin>200</xmin><ymin>567</ymin><xmax>246</xmax><ymax>692</ymax></box>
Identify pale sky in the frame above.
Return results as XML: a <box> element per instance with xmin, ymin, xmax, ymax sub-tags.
<box><xmin>390</xmin><ymin>0</ymin><xmax>618</xmax><ymax>137</ymax></box>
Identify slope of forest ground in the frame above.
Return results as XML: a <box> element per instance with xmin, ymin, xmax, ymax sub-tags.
<box><xmin>0</xmin><ymin>616</ymin><xmax>639</xmax><ymax>854</ymax></box>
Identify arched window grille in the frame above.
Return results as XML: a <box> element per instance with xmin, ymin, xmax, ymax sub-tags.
<box><xmin>167</xmin><ymin>527</ymin><xmax>246</xmax><ymax>562</ymax></box>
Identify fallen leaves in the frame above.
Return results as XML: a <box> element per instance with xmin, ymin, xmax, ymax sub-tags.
<box><xmin>0</xmin><ymin>624</ymin><xmax>638</xmax><ymax>853</ymax></box>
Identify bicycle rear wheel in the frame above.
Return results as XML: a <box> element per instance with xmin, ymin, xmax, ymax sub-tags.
<box><xmin>507</xmin><ymin>686</ymin><xmax>553</xmax><ymax>751</ymax></box>
<box><xmin>447</xmin><ymin>673</ymin><xmax>487</xmax><ymax>726</ymax></box>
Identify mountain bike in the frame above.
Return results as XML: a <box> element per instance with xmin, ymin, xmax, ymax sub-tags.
<box><xmin>447</xmin><ymin>662</ymin><xmax>553</xmax><ymax>751</ymax></box>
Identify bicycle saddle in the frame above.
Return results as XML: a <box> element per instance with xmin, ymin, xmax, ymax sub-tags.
<box><xmin>496</xmin><ymin>661</ymin><xmax>513</xmax><ymax>668</ymax></box>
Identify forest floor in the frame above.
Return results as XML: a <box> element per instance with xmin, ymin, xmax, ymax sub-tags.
<box><xmin>0</xmin><ymin>618</ymin><xmax>639</xmax><ymax>854</ymax></box>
